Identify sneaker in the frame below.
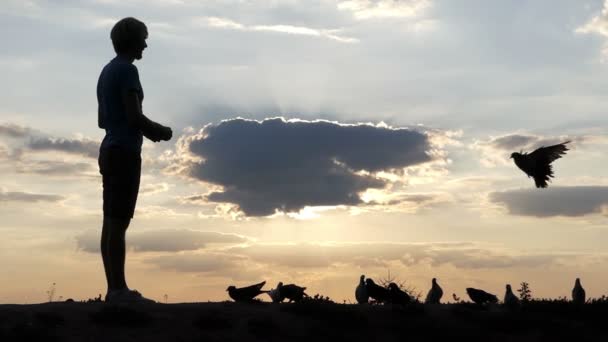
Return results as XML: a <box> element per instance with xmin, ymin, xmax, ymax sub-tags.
<box><xmin>105</xmin><ymin>288</ymin><xmax>156</xmax><ymax>304</ymax></box>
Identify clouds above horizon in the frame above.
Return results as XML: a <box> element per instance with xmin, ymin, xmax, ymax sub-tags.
<box><xmin>172</xmin><ymin>118</ymin><xmax>435</xmax><ymax>216</ymax></box>
<box><xmin>490</xmin><ymin>186</ymin><xmax>608</xmax><ymax>217</ymax></box>
<box><xmin>139</xmin><ymin>240</ymin><xmax>602</xmax><ymax>279</ymax></box>
<box><xmin>76</xmin><ymin>229</ymin><xmax>249</xmax><ymax>253</ymax></box>
<box><xmin>0</xmin><ymin>189</ymin><xmax>64</xmax><ymax>203</ymax></box>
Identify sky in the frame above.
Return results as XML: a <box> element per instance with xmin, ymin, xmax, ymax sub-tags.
<box><xmin>1</xmin><ymin>0</ymin><xmax>608</xmax><ymax>304</ymax></box>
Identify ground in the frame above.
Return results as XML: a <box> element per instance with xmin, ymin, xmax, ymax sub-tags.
<box><xmin>1</xmin><ymin>300</ymin><xmax>607</xmax><ymax>341</ymax></box>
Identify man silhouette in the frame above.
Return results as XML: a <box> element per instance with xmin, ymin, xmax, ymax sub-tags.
<box><xmin>97</xmin><ymin>17</ymin><xmax>172</xmax><ymax>303</ymax></box>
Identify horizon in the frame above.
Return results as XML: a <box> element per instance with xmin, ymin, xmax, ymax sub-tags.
<box><xmin>1</xmin><ymin>0</ymin><xmax>608</xmax><ymax>304</ymax></box>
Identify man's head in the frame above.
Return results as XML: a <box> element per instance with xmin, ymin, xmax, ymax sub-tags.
<box><xmin>111</xmin><ymin>17</ymin><xmax>148</xmax><ymax>60</ymax></box>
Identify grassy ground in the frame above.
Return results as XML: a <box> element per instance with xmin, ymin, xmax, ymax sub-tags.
<box><xmin>1</xmin><ymin>300</ymin><xmax>607</xmax><ymax>342</ymax></box>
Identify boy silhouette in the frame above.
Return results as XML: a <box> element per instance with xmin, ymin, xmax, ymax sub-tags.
<box><xmin>97</xmin><ymin>17</ymin><xmax>172</xmax><ymax>303</ymax></box>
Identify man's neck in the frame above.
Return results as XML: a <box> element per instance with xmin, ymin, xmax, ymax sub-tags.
<box><xmin>116</xmin><ymin>54</ymin><xmax>134</xmax><ymax>64</ymax></box>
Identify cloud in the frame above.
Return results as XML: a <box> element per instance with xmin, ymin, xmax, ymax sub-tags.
<box><xmin>145</xmin><ymin>252</ymin><xmax>247</xmax><ymax>273</ymax></box>
<box><xmin>0</xmin><ymin>123</ymin><xmax>32</xmax><ymax>138</ymax></box>
<box><xmin>15</xmin><ymin>160</ymin><xmax>94</xmax><ymax>176</ymax></box>
<box><xmin>576</xmin><ymin>1</ymin><xmax>608</xmax><ymax>61</ymax></box>
<box><xmin>75</xmin><ymin>229</ymin><xmax>248</xmax><ymax>253</ymax></box>
<box><xmin>27</xmin><ymin>137</ymin><xmax>99</xmax><ymax>159</ymax></box>
<box><xmin>198</xmin><ymin>16</ymin><xmax>358</xmax><ymax>43</ymax></box>
<box><xmin>490</xmin><ymin>186</ymin><xmax>608</xmax><ymax>217</ymax></box>
<box><xmin>0</xmin><ymin>189</ymin><xmax>64</xmax><ymax>203</ymax></box>
<box><xmin>224</xmin><ymin>241</ymin><xmax>569</xmax><ymax>270</ymax></box>
<box><xmin>576</xmin><ymin>2</ymin><xmax>608</xmax><ymax>37</ymax></box>
<box><xmin>173</xmin><ymin>117</ymin><xmax>433</xmax><ymax>216</ymax></box>
<box><xmin>140</xmin><ymin>182</ymin><xmax>170</xmax><ymax>196</ymax></box>
<box><xmin>337</xmin><ymin>0</ymin><xmax>431</xmax><ymax>20</ymax></box>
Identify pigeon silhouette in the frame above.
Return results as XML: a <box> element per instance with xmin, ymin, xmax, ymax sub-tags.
<box><xmin>355</xmin><ymin>275</ymin><xmax>369</xmax><ymax>304</ymax></box>
<box><xmin>503</xmin><ymin>284</ymin><xmax>520</xmax><ymax>308</ymax></box>
<box><xmin>466</xmin><ymin>287</ymin><xmax>498</xmax><ymax>305</ymax></box>
<box><xmin>424</xmin><ymin>278</ymin><xmax>443</xmax><ymax>304</ymax></box>
<box><xmin>510</xmin><ymin>141</ymin><xmax>570</xmax><ymax>188</ymax></box>
<box><xmin>276</xmin><ymin>282</ymin><xmax>308</xmax><ymax>303</ymax></box>
<box><xmin>572</xmin><ymin>278</ymin><xmax>586</xmax><ymax>305</ymax></box>
<box><xmin>365</xmin><ymin>278</ymin><xmax>390</xmax><ymax>303</ymax></box>
<box><xmin>387</xmin><ymin>283</ymin><xmax>412</xmax><ymax>305</ymax></box>
<box><xmin>267</xmin><ymin>284</ymin><xmax>282</xmax><ymax>303</ymax></box>
<box><xmin>226</xmin><ymin>281</ymin><xmax>267</xmax><ymax>302</ymax></box>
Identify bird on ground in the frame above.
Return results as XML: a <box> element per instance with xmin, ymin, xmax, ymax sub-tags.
<box><xmin>425</xmin><ymin>278</ymin><xmax>443</xmax><ymax>304</ymax></box>
<box><xmin>466</xmin><ymin>288</ymin><xmax>498</xmax><ymax>305</ymax></box>
<box><xmin>510</xmin><ymin>141</ymin><xmax>570</xmax><ymax>188</ymax></box>
<box><xmin>276</xmin><ymin>282</ymin><xmax>308</xmax><ymax>303</ymax></box>
<box><xmin>387</xmin><ymin>283</ymin><xmax>412</xmax><ymax>305</ymax></box>
<box><xmin>365</xmin><ymin>278</ymin><xmax>390</xmax><ymax>304</ymax></box>
<box><xmin>226</xmin><ymin>281</ymin><xmax>267</xmax><ymax>302</ymax></box>
<box><xmin>572</xmin><ymin>278</ymin><xmax>586</xmax><ymax>305</ymax></box>
<box><xmin>355</xmin><ymin>275</ymin><xmax>369</xmax><ymax>304</ymax></box>
<box><xmin>503</xmin><ymin>284</ymin><xmax>520</xmax><ymax>308</ymax></box>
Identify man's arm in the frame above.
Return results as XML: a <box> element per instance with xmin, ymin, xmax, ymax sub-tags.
<box><xmin>123</xmin><ymin>91</ymin><xmax>171</xmax><ymax>142</ymax></box>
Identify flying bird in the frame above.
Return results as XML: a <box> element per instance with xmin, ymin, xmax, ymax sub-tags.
<box><xmin>365</xmin><ymin>278</ymin><xmax>390</xmax><ymax>304</ymax></box>
<box><xmin>387</xmin><ymin>283</ymin><xmax>412</xmax><ymax>305</ymax></box>
<box><xmin>466</xmin><ymin>288</ymin><xmax>498</xmax><ymax>305</ymax></box>
<box><xmin>424</xmin><ymin>278</ymin><xmax>443</xmax><ymax>304</ymax></box>
<box><xmin>355</xmin><ymin>275</ymin><xmax>369</xmax><ymax>304</ymax></box>
<box><xmin>276</xmin><ymin>282</ymin><xmax>308</xmax><ymax>303</ymax></box>
<box><xmin>510</xmin><ymin>141</ymin><xmax>570</xmax><ymax>188</ymax></box>
<box><xmin>572</xmin><ymin>278</ymin><xmax>586</xmax><ymax>305</ymax></box>
<box><xmin>226</xmin><ymin>281</ymin><xmax>267</xmax><ymax>302</ymax></box>
<box><xmin>503</xmin><ymin>284</ymin><xmax>520</xmax><ymax>308</ymax></box>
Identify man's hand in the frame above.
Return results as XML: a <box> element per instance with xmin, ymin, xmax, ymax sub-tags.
<box><xmin>159</xmin><ymin>125</ymin><xmax>172</xmax><ymax>141</ymax></box>
<box><xmin>142</xmin><ymin>122</ymin><xmax>172</xmax><ymax>142</ymax></box>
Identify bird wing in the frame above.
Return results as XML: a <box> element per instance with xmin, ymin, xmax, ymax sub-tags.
<box><xmin>529</xmin><ymin>141</ymin><xmax>570</xmax><ymax>164</ymax></box>
<box><xmin>238</xmin><ymin>281</ymin><xmax>266</xmax><ymax>297</ymax></box>
<box><xmin>518</xmin><ymin>141</ymin><xmax>570</xmax><ymax>188</ymax></box>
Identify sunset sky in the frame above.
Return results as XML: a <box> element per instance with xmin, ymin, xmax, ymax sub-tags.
<box><xmin>2</xmin><ymin>0</ymin><xmax>608</xmax><ymax>304</ymax></box>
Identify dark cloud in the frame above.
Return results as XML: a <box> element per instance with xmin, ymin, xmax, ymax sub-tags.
<box><xmin>490</xmin><ymin>134</ymin><xmax>538</xmax><ymax>151</ymax></box>
<box><xmin>179</xmin><ymin>117</ymin><xmax>432</xmax><ymax>216</ymax></box>
<box><xmin>76</xmin><ymin>229</ymin><xmax>248</xmax><ymax>253</ymax></box>
<box><xmin>0</xmin><ymin>190</ymin><xmax>64</xmax><ymax>203</ymax></box>
<box><xmin>27</xmin><ymin>137</ymin><xmax>99</xmax><ymax>159</ymax></box>
<box><xmin>490</xmin><ymin>186</ymin><xmax>608</xmax><ymax>217</ymax></box>
<box><xmin>0</xmin><ymin>123</ymin><xmax>31</xmax><ymax>138</ymax></box>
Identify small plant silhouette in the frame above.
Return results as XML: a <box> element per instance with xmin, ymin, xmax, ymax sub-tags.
<box><xmin>517</xmin><ymin>282</ymin><xmax>532</xmax><ymax>302</ymax></box>
<box><xmin>84</xmin><ymin>294</ymin><xmax>103</xmax><ymax>303</ymax></box>
<box><xmin>377</xmin><ymin>269</ymin><xmax>421</xmax><ymax>302</ymax></box>
<box><xmin>301</xmin><ymin>293</ymin><xmax>335</xmax><ymax>304</ymax></box>
<box><xmin>452</xmin><ymin>293</ymin><xmax>463</xmax><ymax>303</ymax></box>
<box><xmin>46</xmin><ymin>282</ymin><xmax>56</xmax><ymax>302</ymax></box>
<box><xmin>163</xmin><ymin>294</ymin><xmax>169</xmax><ymax>303</ymax></box>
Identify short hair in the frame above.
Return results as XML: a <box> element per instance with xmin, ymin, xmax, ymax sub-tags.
<box><xmin>110</xmin><ymin>17</ymin><xmax>148</xmax><ymax>54</ymax></box>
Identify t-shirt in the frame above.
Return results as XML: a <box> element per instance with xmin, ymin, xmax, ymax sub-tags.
<box><xmin>97</xmin><ymin>56</ymin><xmax>144</xmax><ymax>154</ymax></box>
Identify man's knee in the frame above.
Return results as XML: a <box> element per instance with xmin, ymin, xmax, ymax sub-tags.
<box><xmin>104</xmin><ymin>215</ymin><xmax>131</xmax><ymax>232</ymax></box>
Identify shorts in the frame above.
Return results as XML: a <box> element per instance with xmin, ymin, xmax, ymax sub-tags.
<box><xmin>98</xmin><ymin>146</ymin><xmax>142</xmax><ymax>219</ymax></box>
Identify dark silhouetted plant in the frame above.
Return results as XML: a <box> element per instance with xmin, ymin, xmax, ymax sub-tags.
<box><xmin>46</xmin><ymin>283</ymin><xmax>56</xmax><ymax>302</ymax></box>
<box><xmin>378</xmin><ymin>269</ymin><xmax>422</xmax><ymax>302</ymax></box>
<box><xmin>517</xmin><ymin>282</ymin><xmax>532</xmax><ymax>302</ymax></box>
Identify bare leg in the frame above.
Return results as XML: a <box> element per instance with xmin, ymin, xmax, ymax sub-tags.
<box><xmin>100</xmin><ymin>218</ymin><xmax>112</xmax><ymax>292</ymax></box>
<box><xmin>101</xmin><ymin>215</ymin><xmax>131</xmax><ymax>292</ymax></box>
